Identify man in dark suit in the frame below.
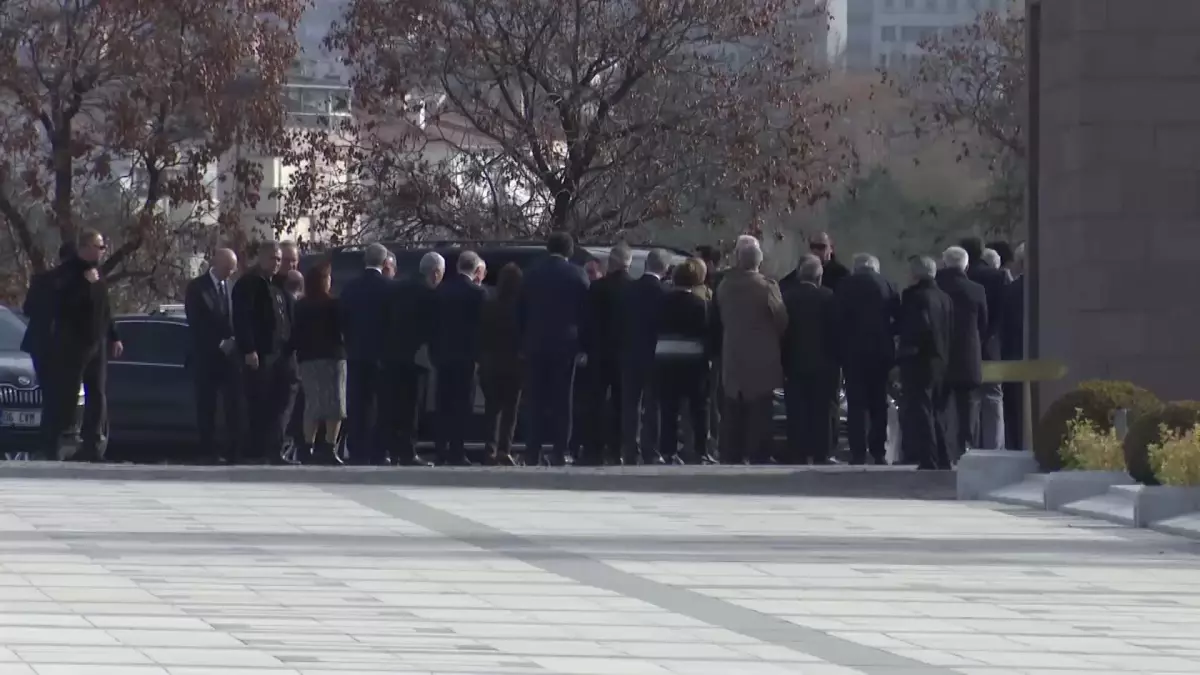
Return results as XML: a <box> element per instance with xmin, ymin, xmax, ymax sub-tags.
<box><xmin>183</xmin><ymin>248</ymin><xmax>243</xmax><ymax>464</ymax></box>
<box><xmin>519</xmin><ymin>232</ymin><xmax>590</xmax><ymax>466</ymax></box>
<box><xmin>381</xmin><ymin>252</ymin><xmax>443</xmax><ymax>466</ymax></box>
<box><xmin>955</xmin><ymin>237</ymin><xmax>1009</xmax><ymax>449</ymax></box>
<box><xmin>781</xmin><ymin>255</ymin><xmax>840</xmax><ymax>465</ymax></box>
<box><xmin>430</xmin><ymin>251</ymin><xmax>488</xmax><ymax>465</ymax></box>
<box><xmin>39</xmin><ymin>230</ymin><xmax>122</xmax><ymax>461</ymax></box>
<box><xmin>22</xmin><ymin>242</ymin><xmax>77</xmax><ymax>385</ymax></box>
<box><xmin>581</xmin><ymin>243</ymin><xmax>634</xmax><ymax>465</ymax></box>
<box><xmin>936</xmin><ymin>245</ymin><xmax>988</xmax><ymax>460</ymax></box>
<box><xmin>1000</xmin><ymin>242</ymin><xmax>1026</xmax><ymax>449</ymax></box>
<box><xmin>805</xmin><ymin>232</ymin><xmax>850</xmax><ymax>292</ymax></box>
<box><xmin>835</xmin><ymin>253</ymin><xmax>900</xmax><ymax>465</ymax></box>
<box><xmin>338</xmin><ymin>243</ymin><xmax>394</xmax><ymax>465</ymax></box>
<box><xmin>898</xmin><ymin>256</ymin><xmax>953</xmax><ymax>469</ymax></box>
<box><xmin>618</xmin><ymin>248</ymin><xmax>669</xmax><ymax>464</ymax></box>
<box><xmin>232</xmin><ymin>240</ymin><xmax>292</xmax><ymax>464</ymax></box>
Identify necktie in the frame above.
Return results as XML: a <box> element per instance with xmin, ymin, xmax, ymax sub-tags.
<box><xmin>218</xmin><ymin>280</ymin><xmax>229</xmax><ymax>316</ymax></box>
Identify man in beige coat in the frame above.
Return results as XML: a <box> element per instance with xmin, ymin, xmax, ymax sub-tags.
<box><xmin>716</xmin><ymin>240</ymin><xmax>788</xmax><ymax>464</ymax></box>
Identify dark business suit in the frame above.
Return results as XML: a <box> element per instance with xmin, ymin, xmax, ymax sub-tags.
<box><xmin>583</xmin><ymin>268</ymin><xmax>633</xmax><ymax>464</ymax></box>
<box><xmin>431</xmin><ymin>273</ymin><xmax>487</xmax><ymax>464</ymax></box>
<box><xmin>966</xmin><ymin>262</ymin><xmax>1009</xmax><ymax>449</ymax></box>
<box><xmin>339</xmin><ymin>267</ymin><xmax>393</xmax><ymax>465</ymax></box>
<box><xmin>184</xmin><ymin>272</ymin><xmax>243</xmax><ymax>463</ymax></box>
<box><xmin>21</xmin><ymin>268</ymin><xmax>56</xmax><ymax>384</ymax></box>
<box><xmin>898</xmin><ymin>278</ymin><xmax>953</xmax><ymax>468</ymax></box>
<box><xmin>618</xmin><ymin>273</ymin><xmax>667</xmax><ymax>463</ymax></box>
<box><xmin>835</xmin><ymin>269</ymin><xmax>900</xmax><ymax>464</ymax></box>
<box><xmin>1000</xmin><ymin>274</ymin><xmax>1025</xmax><ymax>449</ymax></box>
<box><xmin>655</xmin><ymin>289</ymin><xmax>712</xmax><ymax>462</ymax></box>
<box><xmin>781</xmin><ymin>281</ymin><xmax>840</xmax><ymax>464</ymax></box>
<box><xmin>40</xmin><ymin>258</ymin><xmax>118</xmax><ymax>460</ymax></box>
<box><xmin>381</xmin><ymin>275</ymin><xmax>437</xmax><ymax>464</ymax></box>
<box><xmin>232</xmin><ymin>268</ymin><xmax>293</xmax><ymax>463</ymax></box>
<box><xmin>519</xmin><ymin>255</ymin><xmax>589</xmax><ymax>465</ymax></box>
<box><xmin>478</xmin><ymin>291</ymin><xmax>523</xmax><ymax>461</ymax></box>
<box><xmin>936</xmin><ymin>267</ymin><xmax>988</xmax><ymax>459</ymax></box>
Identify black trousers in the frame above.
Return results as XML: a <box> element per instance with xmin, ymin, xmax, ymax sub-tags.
<box><xmin>585</xmin><ymin>355</ymin><xmax>622</xmax><ymax>464</ymax></box>
<box><xmin>1003</xmin><ymin>381</ymin><xmax>1023</xmax><ymax>450</ymax></box>
<box><xmin>193</xmin><ymin>354</ymin><xmax>244</xmax><ymax>462</ymax></box>
<box><xmin>656</xmin><ymin>360</ymin><xmax>709</xmax><ymax>462</ymax></box>
<box><xmin>719</xmin><ymin>392</ymin><xmax>773</xmax><ymax>464</ymax></box>
<box><xmin>621</xmin><ymin>363</ymin><xmax>658</xmax><ymax>462</ymax></box>
<box><xmin>41</xmin><ymin>343</ymin><xmax>106</xmax><ymax>459</ymax></box>
<box><xmin>434</xmin><ymin>361</ymin><xmax>475</xmax><ymax>461</ymax></box>
<box><xmin>939</xmin><ymin>382</ymin><xmax>979</xmax><ymax>461</ymax></box>
<box><xmin>346</xmin><ymin>360</ymin><xmax>385</xmax><ymax>464</ymax></box>
<box><xmin>844</xmin><ymin>361</ymin><xmax>891</xmax><ymax>463</ymax></box>
<box><xmin>381</xmin><ymin>362</ymin><xmax>424</xmax><ymax>462</ymax></box>
<box><xmin>783</xmin><ymin>370</ymin><xmax>839</xmax><ymax>464</ymax></box>
<box><xmin>480</xmin><ymin>367</ymin><xmax>522</xmax><ymax>457</ymax></box>
<box><xmin>900</xmin><ymin>364</ymin><xmax>949</xmax><ymax>469</ymax></box>
<box><xmin>526</xmin><ymin>353</ymin><xmax>576</xmax><ymax>464</ymax></box>
<box><xmin>242</xmin><ymin>353</ymin><xmax>295</xmax><ymax>463</ymax></box>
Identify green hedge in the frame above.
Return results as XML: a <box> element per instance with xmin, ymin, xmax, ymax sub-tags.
<box><xmin>1122</xmin><ymin>400</ymin><xmax>1200</xmax><ymax>484</ymax></box>
<box><xmin>1033</xmin><ymin>380</ymin><xmax>1160</xmax><ymax>472</ymax></box>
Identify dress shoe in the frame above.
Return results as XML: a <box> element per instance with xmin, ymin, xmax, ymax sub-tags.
<box><xmin>393</xmin><ymin>456</ymin><xmax>434</xmax><ymax>467</ymax></box>
<box><xmin>491</xmin><ymin>453</ymin><xmax>518</xmax><ymax>467</ymax></box>
<box><xmin>441</xmin><ymin>455</ymin><xmax>476</xmax><ymax>467</ymax></box>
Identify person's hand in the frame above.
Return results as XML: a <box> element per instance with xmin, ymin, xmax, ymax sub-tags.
<box><xmin>84</xmin><ymin>269</ymin><xmax>100</xmax><ymax>283</ymax></box>
<box><xmin>576</xmin><ymin>353</ymin><xmax>588</xmax><ymax>367</ymax></box>
<box><xmin>110</xmin><ymin>340</ymin><xmax>123</xmax><ymax>359</ymax></box>
<box><xmin>244</xmin><ymin>352</ymin><xmax>259</xmax><ymax>370</ymax></box>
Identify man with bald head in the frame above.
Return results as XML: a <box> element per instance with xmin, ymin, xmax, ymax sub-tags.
<box><xmin>184</xmin><ymin>248</ymin><xmax>244</xmax><ymax>463</ymax></box>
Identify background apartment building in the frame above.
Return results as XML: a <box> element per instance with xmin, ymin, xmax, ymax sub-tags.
<box><xmin>841</xmin><ymin>0</ymin><xmax>1012</xmax><ymax>71</ymax></box>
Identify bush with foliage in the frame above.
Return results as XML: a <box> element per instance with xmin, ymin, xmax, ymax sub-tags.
<box><xmin>1034</xmin><ymin>380</ymin><xmax>1160</xmax><ymax>472</ymax></box>
<box><xmin>1122</xmin><ymin>400</ymin><xmax>1200</xmax><ymax>485</ymax></box>
<box><xmin>1149</xmin><ymin>423</ymin><xmax>1200</xmax><ymax>487</ymax></box>
<box><xmin>1059</xmin><ymin>410</ymin><xmax>1125</xmax><ymax>471</ymax></box>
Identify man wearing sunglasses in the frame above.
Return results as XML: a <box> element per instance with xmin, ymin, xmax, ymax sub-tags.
<box><xmin>38</xmin><ymin>229</ymin><xmax>122</xmax><ymax>461</ymax></box>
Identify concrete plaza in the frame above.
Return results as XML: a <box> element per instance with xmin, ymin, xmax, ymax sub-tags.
<box><xmin>0</xmin><ymin>478</ymin><xmax>1197</xmax><ymax>674</ymax></box>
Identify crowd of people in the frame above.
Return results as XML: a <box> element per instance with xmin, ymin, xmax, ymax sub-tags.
<box><xmin>21</xmin><ymin>228</ymin><xmax>1025</xmax><ymax>471</ymax></box>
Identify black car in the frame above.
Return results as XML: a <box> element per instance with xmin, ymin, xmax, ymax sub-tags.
<box><xmin>0</xmin><ymin>306</ymin><xmax>83</xmax><ymax>459</ymax></box>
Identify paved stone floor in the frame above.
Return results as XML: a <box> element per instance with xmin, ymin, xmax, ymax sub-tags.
<box><xmin>0</xmin><ymin>480</ymin><xmax>1198</xmax><ymax>674</ymax></box>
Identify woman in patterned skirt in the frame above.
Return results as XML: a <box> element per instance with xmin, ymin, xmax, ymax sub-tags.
<box><xmin>292</xmin><ymin>260</ymin><xmax>346</xmax><ymax>464</ymax></box>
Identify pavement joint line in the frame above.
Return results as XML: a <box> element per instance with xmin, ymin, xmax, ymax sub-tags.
<box><xmin>324</xmin><ymin>483</ymin><xmax>964</xmax><ymax>675</ymax></box>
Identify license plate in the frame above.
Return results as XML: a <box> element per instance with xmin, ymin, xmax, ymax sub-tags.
<box><xmin>0</xmin><ymin>410</ymin><xmax>41</xmax><ymax>427</ymax></box>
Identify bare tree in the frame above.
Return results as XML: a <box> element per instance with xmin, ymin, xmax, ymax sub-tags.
<box><xmin>279</xmin><ymin>0</ymin><xmax>855</xmax><ymax>243</ymax></box>
<box><xmin>0</xmin><ymin>0</ymin><xmax>305</xmax><ymax>300</ymax></box>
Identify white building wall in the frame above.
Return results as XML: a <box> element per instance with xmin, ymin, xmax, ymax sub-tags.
<box><xmin>844</xmin><ymin>0</ymin><xmax>1014</xmax><ymax>71</ymax></box>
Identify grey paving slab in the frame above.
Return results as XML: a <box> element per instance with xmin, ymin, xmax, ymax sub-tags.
<box><xmin>0</xmin><ymin>479</ymin><xmax>1195</xmax><ymax>675</ymax></box>
<box><xmin>0</xmin><ymin>462</ymin><xmax>955</xmax><ymax>499</ymax></box>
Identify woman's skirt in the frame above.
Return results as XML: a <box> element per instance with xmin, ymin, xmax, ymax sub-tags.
<box><xmin>298</xmin><ymin>358</ymin><xmax>346</xmax><ymax>420</ymax></box>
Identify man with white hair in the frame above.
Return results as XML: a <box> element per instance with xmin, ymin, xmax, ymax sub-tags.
<box><xmin>834</xmin><ymin>252</ymin><xmax>900</xmax><ymax>465</ymax></box>
<box><xmin>430</xmin><ymin>250</ymin><xmax>487</xmax><ymax>465</ymax></box>
<box><xmin>379</xmin><ymin>251</ymin><xmax>444</xmax><ymax>466</ymax></box>
<box><xmin>580</xmin><ymin>243</ymin><xmax>635</xmax><ymax>465</ymax></box>
<box><xmin>716</xmin><ymin>238</ymin><xmax>788</xmax><ymax>464</ymax></box>
<box><xmin>937</xmin><ymin>245</ymin><xmax>988</xmax><ymax>460</ymax></box>
<box><xmin>184</xmin><ymin>247</ymin><xmax>243</xmax><ymax>464</ymax></box>
<box><xmin>898</xmin><ymin>256</ymin><xmax>953</xmax><ymax>469</ymax></box>
<box><xmin>981</xmin><ymin>248</ymin><xmax>1001</xmax><ymax>270</ymax></box>
<box><xmin>339</xmin><ymin>242</ymin><xmax>396</xmax><ymax>465</ymax></box>
<box><xmin>619</xmin><ymin>247</ymin><xmax>670</xmax><ymax>464</ymax></box>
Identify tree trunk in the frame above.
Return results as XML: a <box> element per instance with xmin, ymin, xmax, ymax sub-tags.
<box><xmin>51</xmin><ymin>129</ymin><xmax>75</xmax><ymax>245</ymax></box>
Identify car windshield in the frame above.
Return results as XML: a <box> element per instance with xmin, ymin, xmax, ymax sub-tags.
<box><xmin>0</xmin><ymin>309</ymin><xmax>26</xmax><ymax>351</ymax></box>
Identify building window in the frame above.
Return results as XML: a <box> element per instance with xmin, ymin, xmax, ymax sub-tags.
<box><xmin>904</xmin><ymin>0</ymin><xmax>915</xmax><ymax>7</ymax></box>
<box><xmin>883</xmin><ymin>0</ymin><xmax>895</xmax><ymax>7</ymax></box>
<box><xmin>900</xmin><ymin>26</ymin><xmax>922</xmax><ymax>41</ymax></box>
<box><xmin>879</xmin><ymin>53</ymin><xmax>889</xmax><ymax>68</ymax></box>
<box><xmin>926</xmin><ymin>0</ymin><xmax>937</xmax><ymax>9</ymax></box>
<box><xmin>881</xmin><ymin>26</ymin><xmax>896</xmax><ymax>41</ymax></box>
<box><xmin>946</xmin><ymin>0</ymin><xmax>958</xmax><ymax>9</ymax></box>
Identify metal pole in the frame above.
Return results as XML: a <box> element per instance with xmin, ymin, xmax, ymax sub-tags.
<box><xmin>1024</xmin><ymin>0</ymin><xmax>1041</xmax><ymax>448</ymax></box>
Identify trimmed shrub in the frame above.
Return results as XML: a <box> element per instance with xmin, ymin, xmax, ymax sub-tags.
<box><xmin>1149</xmin><ymin>422</ymin><xmax>1200</xmax><ymax>487</ymax></box>
<box><xmin>1060</xmin><ymin>411</ymin><xmax>1124</xmax><ymax>471</ymax></box>
<box><xmin>1034</xmin><ymin>380</ymin><xmax>1160</xmax><ymax>472</ymax></box>
<box><xmin>1123</xmin><ymin>400</ymin><xmax>1200</xmax><ymax>485</ymax></box>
